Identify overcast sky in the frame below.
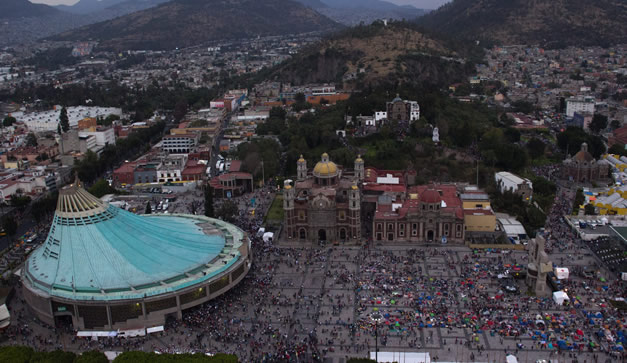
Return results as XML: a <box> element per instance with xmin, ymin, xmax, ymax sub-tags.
<box><xmin>31</xmin><ymin>0</ymin><xmax>452</xmax><ymax>9</ymax></box>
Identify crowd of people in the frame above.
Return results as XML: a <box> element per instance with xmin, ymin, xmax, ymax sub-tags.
<box><xmin>3</xmin><ymin>179</ymin><xmax>627</xmax><ymax>362</ymax></box>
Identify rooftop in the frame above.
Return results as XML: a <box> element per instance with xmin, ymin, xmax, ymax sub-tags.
<box><xmin>23</xmin><ymin>182</ymin><xmax>244</xmax><ymax>301</ymax></box>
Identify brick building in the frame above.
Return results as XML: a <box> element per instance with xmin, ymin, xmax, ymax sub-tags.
<box><xmin>562</xmin><ymin>143</ymin><xmax>610</xmax><ymax>183</ymax></box>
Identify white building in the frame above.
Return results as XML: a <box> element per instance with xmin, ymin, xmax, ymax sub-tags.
<box><xmin>13</xmin><ymin>106</ymin><xmax>123</xmax><ymax>132</ymax></box>
<box><xmin>0</xmin><ymin>171</ymin><xmax>47</xmax><ymax>202</ymax></box>
<box><xmin>407</xmin><ymin>100</ymin><xmax>421</xmax><ymax>121</ymax></box>
<box><xmin>162</xmin><ymin>134</ymin><xmax>198</xmax><ymax>154</ymax></box>
<box><xmin>311</xmin><ymin>85</ymin><xmax>336</xmax><ymax>96</ymax></box>
<box><xmin>566</xmin><ymin>96</ymin><xmax>595</xmax><ymax>118</ymax></box>
<box><xmin>157</xmin><ymin>155</ymin><xmax>187</xmax><ymax>182</ymax></box>
<box><xmin>495</xmin><ymin>171</ymin><xmax>533</xmax><ymax>202</ymax></box>
<box><xmin>237</xmin><ymin>109</ymin><xmax>270</xmax><ymax>121</ymax></box>
<box><xmin>79</xmin><ymin>127</ymin><xmax>115</xmax><ymax>147</ymax></box>
<box><xmin>210</xmin><ymin>100</ymin><xmax>225</xmax><ymax>109</ymax></box>
<box><xmin>375</xmin><ymin>111</ymin><xmax>387</xmax><ymax>122</ymax></box>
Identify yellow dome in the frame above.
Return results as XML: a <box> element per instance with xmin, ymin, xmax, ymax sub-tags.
<box><xmin>313</xmin><ymin>160</ymin><xmax>338</xmax><ymax>177</ymax></box>
<box><xmin>298</xmin><ymin>154</ymin><xmax>305</xmax><ymax>163</ymax></box>
<box><xmin>355</xmin><ymin>154</ymin><xmax>364</xmax><ymax>163</ymax></box>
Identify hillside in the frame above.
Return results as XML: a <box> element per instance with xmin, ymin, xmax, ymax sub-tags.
<box><xmin>56</xmin><ymin>0</ymin><xmax>168</xmax><ymax>15</ymax></box>
<box><xmin>0</xmin><ymin>0</ymin><xmax>170</xmax><ymax>48</ymax></box>
<box><xmin>0</xmin><ymin>0</ymin><xmax>61</xmax><ymax>18</ymax></box>
<box><xmin>265</xmin><ymin>22</ymin><xmax>480</xmax><ymax>88</ymax></box>
<box><xmin>55</xmin><ymin>0</ymin><xmax>128</xmax><ymax>14</ymax></box>
<box><xmin>417</xmin><ymin>0</ymin><xmax>627</xmax><ymax>48</ymax></box>
<box><xmin>53</xmin><ymin>0</ymin><xmax>340</xmax><ymax>50</ymax></box>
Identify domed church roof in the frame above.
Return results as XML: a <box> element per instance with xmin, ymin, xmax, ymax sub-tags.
<box><xmin>313</xmin><ymin>153</ymin><xmax>339</xmax><ymax>178</ymax></box>
<box><xmin>573</xmin><ymin>142</ymin><xmax>594</xmax><ymax>163</ymax></box>
<box><xmin>421</xmin><ymin>188</ymin><xmax>441</xmax><ymax>204</ymax></box>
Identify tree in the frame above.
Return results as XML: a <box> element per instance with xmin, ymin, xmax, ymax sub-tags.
<box><xmin>59</xmin><ymin>106</ymin><xmax>70</xmax><ymax>132</ymax></box>
<box><xmin>504</xmin><ymin>127</ymin><xmax>520</xmax><ymax>143</ymax></box>
<box><xmin>204</xmin><ymin>186</ymin><xmax>214</xmax><ymax>217</ymax></box>
<box><xmin>500</xmin><ymin>113</ymin><xmax>514</xmax><ymax>126</ymax></box>
<box><xmin>74</xmin><ymin>351</ymin><xmax>109</xmax><ymax>363</ymax></box>
<box><xmin>610</xmin><ymin>120</ymin><xmax>621</xmax><ymax>130</ymax></box>
<box><xmin>112</xmin><ymin>351</ymin><xmax>237</xmax><ymax>362</ymax></box>
<box><xmin>573</xmin><ymin>188</ymin><xmax>585</xmax><ymax>214</ymax></box>
<box><xmin>512</xmin><ymin>100</ymin><xmax>535</xmax><ymax>114</ymax></box>
<box><xmin>2</xmin><ymin>116</ymin><xmax>16</xmax><ymax>127</ymax></box>
<box><xmin>31</xmin><ymin>193</ymin><xmax>58</xmax><ymax>225</ymax></box>
<box><xmin>25</xmin><ymin>133</ymin><xmax>38</xmax><ymax>147</ymax></box>
<box><xmin>31</xmin><ymin>350</ymin><xmax>76</xmax><ymax>363</ymax></box>
<box><xmin>100</xmin><ymin>114</ymin><xmax>120</xmax><ymax>127</ymax></box>
<box><xmin>87</xmin><ymin>179</ymin><xmax>115</xmax><ymax>198</ymax></box>
<box><xmin>527</xmin><ymin>137</ymin><xmax>546</xmax><ymax>159</ymax></box>
<box><xmin>145</xmin><ymin>202</ymin><xmax>152</xmax><ymax>214</ymax></box>
<box><xmin>269</xmin><ymin>106</ymin><xmax>286</xmax><ymax>120</ymax></box>
<box><xmin>608</xmin><ymin>144</ymin><xmax>627</xmax><ymax>156</ymax></box>
<box><xmin>584</xmin><ymin>204</ymin><xmax>596</xmax><ymax>215</ymax></box>
<box><xmin>0</xmin><ymin>346</ymin><xmax>34</xmax><ymax>362</ymax></box>
<box><xmin>216</xmin><ymin>200</ymin><xmax>238</xmax><ymax>223</ymax></box>
<box><xmin>11</xmin><ymin>195</ymin><xmax>31</xmax><ymax>209</ymax></box>
<box><xmin>294</xmin><ymin>92</ymin><xmax>306</xmax><ymax>103</ymax></box>
<box><xmin>586</xmin><ymin>135</ymin><xmax>606</xmax><ymax>159</ymax></box>
<box><xmin>1</xmin><ymin>215</ymin><xmax>18</xmax><ymax>237</ymax></box>
<box><xmin>173</xmin><ymin>99</ymin><xmax>188</xmax><ymax>122</ymax></box>
<box><xmin>589</xmin><ymin>114</ymin><xmax>608</xmax><ymax>134</ymax></box>
<box><xmin>557</xmin><ymin>127</ymin><xmax>605</xmax><ymax>158</ymax></box>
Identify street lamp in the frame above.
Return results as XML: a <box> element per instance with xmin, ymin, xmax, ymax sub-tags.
<box><xmin>371</xmin><ymin>310</ymin><xmax>383</xmax><ymax>362</ymax></box>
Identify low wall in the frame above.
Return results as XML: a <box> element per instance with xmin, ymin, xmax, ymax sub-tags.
<box><xmin>468</xmin><ymin>243</ymin><xmax>526</xmax><ymax>250</ymax></box>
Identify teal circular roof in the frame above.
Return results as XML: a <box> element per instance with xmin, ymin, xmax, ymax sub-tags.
<box><xmin>24</xmin><ymin>182</ymin><xmax>244</xmax><ymax>301</ymax></box>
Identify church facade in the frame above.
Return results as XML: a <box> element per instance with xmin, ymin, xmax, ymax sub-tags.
<box><xmin>386</xmin><ymin>95</ymin><xmax>420</xmax><ymax>122</ymax></box>
<box><xmin>362</xmin><ymin>170</ymin><xmax>466</xmax><ymax>244</ymax></box>
<box><xmin>283</xmin><ymin>153</ymin><xmax>474</xmax><ymax>245</ymax></box>
<box><xmin>562</xmin><ymin>142</ymin><xmax>610</xmax><ymax>183</ymax></box>
<box><xmin>283</xmin><ymin>153</ymin><xmax>362</xmax><ymax>243</ymax></box>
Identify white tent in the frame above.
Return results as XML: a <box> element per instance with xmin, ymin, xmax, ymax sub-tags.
<box><xmin>553</xmin><ymin>291</ymin><xmax>570</xmax><ymax>305</ymax></box>
<box><xmin>0</xmin><ymin>304</ymin><xmax>10</xmax><ymax>329</ymax></box>
<box><xmin>104</xmin><ymin>351</ymin><xmax>123</xmax><ymax>360</ymax></box>
<box><xmin>77</xmin><ymin>331</ymin><xmax>117</xmax><ymax>337</ymax></box>
<box><xmin>554</xmin><ymin>267</ymin><xmax>569</xmax><ymax>280</ymax></box>
<box><xmin>262</xmin><ymin>232</ymin><xmax>274</xmax><ymax>243</ymax></box>
<box><xmin>118</xmin><ymin>328</ymin><xmax>146</xmax><ymax>338</ymax></box>
<box><xmin>370</xmin><ymin>351</ymin><xmax>430</xmax><ymax>363</ymax></box>
<box><xmin>506</xmin><ymin>354</ymin><xmax>518</xmax><ymax>363</ymax></box>
<box><xmin>147</xmin><ymin>326</ymin><xmax>164</xmax><ymax>334</ymax></box>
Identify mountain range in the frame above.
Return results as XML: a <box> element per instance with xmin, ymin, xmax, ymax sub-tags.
<box><xmin>53</xmin><ymin>0</ymin><xmax>340</xmax><ymax>50</ymax></box>
<box><xmin>417</xmin><ymin>0</ymin><xmax>627</xmax><ymax>48</ymax></box>
<box><xmin>55</xmin><ymin>0</ymin><xmax>170</xmax><ymax>14</ymax></box>
<box><xmin>295</xmin><ymin>0</ymin><xmax>430</xmax><ymax>25</ymax></box>
<box><xmin>1</xmin><ymin>0</ymin><xmax>60</xmax><ymax>18</ymax></box>
<box><xmin>0</xmin><ymin>0</ymin><xmax>171</xmax><ymax>47</ymax></box>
